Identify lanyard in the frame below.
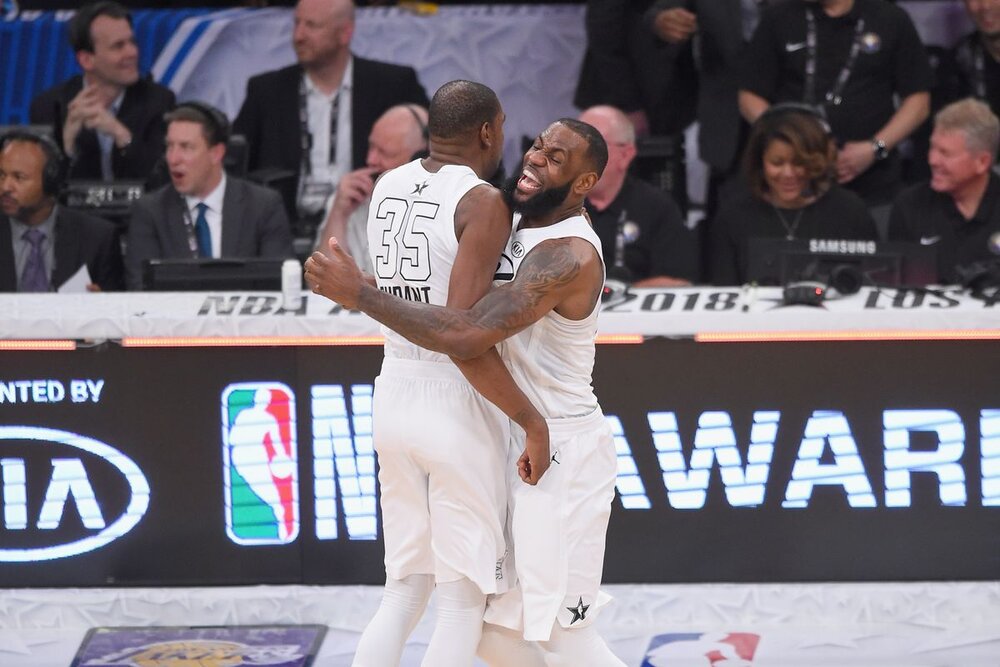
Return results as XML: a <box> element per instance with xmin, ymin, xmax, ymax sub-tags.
<box><xmin>973</xmin><ymin>42</ymin><xmax>987</xmax><ymax>101</ymax></box>
<box><xmin>297</xmin><ymin>77</ymin><xmax>340</xmax><ymax>176</ymax></box>
<box><xmin>804</xmin><ymin>7</ymin><xmax>865</xmax><ymax>108</ymax></box>
<box><xmin>614</xmin><ymin>210</ymin><xmax>628</xmax><ymax>273</ymax></box>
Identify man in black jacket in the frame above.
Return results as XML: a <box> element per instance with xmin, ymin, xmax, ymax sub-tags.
<box><xmin>234</xmin><ymin>0</ymin><xmax>428</xmax><ymax>226</ymax></box>
<box><xmin>0</xmin><ymin>129</ymin><xmax>123</xmax><ymax>292</ymax></box>
<box><xmin>29</xmin><ymin>1</ymin><xmax>175</xmax><ymax>184</ymax></box>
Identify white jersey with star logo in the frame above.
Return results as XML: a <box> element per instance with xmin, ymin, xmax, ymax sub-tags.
<box><xmin>493</xmin><ymin>212</ymin><xmax>605</xmax><ymax>419</ymax></box>
<box><xmin>367</xmin><ymin>158</ymin><xmax>490</xmax><ymax>362</ymax></box>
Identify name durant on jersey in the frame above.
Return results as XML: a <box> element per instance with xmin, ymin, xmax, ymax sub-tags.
<box><xmin>380</xmin><ymin>284</ymin><xmax>432</xmax><ymax>303</ymax></box>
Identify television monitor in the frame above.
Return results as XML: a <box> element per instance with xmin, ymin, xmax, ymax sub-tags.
<box><xmin>746</xmin><ymin>238</ymin><xmax>939</xmax><ymax>288</ymax></box>
<box><xmin>143</xmin><ymin>258</ymin><xmax>286</xmax><ymax>291</ymax></box>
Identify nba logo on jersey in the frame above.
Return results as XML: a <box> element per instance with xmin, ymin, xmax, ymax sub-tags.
<box><xmin>641</xmin><ymin>632</ymin><xmax>760</xmax><ymax>666</ymax></box>
<box><xmin>222</xmin><ymin>382</ymin><xmax>299</xmax><ymax>545</ymax></box>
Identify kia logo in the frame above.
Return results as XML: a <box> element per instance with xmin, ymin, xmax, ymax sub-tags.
<box><xmin>0</xmin><ymin>426</ymin><xmax>149</xmax><ymax>562</ymax></box>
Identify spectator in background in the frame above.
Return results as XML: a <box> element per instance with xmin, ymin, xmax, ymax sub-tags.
<box><xmin>646</xmin><ymin>0</ymin><xmax>777</xmax><ymax>221</ymax></box>
<box><xmin>574</xmin><ymin>0</ymin><xmax>697</xmax><ymax>212</ymax></box>
<box><xmin>234</xmin><ymin>0</ymin><xmax>428</xmax><ymax>230</ymax></box>
<box><xmin>125</xmin><ymin>103</ymin><xmax>292</xmax><ymax>290</ymax></box>
<box><xmin>0</xmin><ymin>130</ymin><xmax>124</xmax><ymax>292</ymax></box>
<box><xmin>950</xmin><ymin>0</ymin><xmax>1000</xmax><ymax>116</ymax></box>
<box><xmin>578</xmin><ymin>105</ymin><xmax>698</xmax><ymax>287</ymax></box>
<box><xmin>710</xmin><ymin>104</ymin><xmax>877</xmax><ymax>285</ymax></box>
<box><xmin>738</xmin><ymin>0</ymin><xmax>932</xmax><ymax>215</ymax></box>
<box><xmin>314</xmin><ymin>104</ymin><xmax>428</xmax><ymax>273</ymax></box>
<box><xmin>889</xmin><ymin>98</ymin><xmax>1000</xmax><ymax>284</ymax></box>
<box><xmin>29</xmin><ymin>1</ymin><xmax>175</xmax><ymax>184</ymax></box>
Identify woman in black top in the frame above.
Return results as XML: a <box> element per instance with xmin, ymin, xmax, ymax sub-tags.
<box><xmin>710</xmin><ymin>104</ymin><xmax>878</xmax><ymax>285</ymax></box>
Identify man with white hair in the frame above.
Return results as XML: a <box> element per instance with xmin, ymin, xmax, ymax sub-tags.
<box><xmin>578</xmin><ymin>105</ymin><xmax>698</xmax><ymax>286</ymax></box>
<box><xmin>234</xmin><ymin>0</ymin><xmax>428</xmax><ymax>226</ymax></box>
<box><xmin>314</xmin><ymin>104</ymin><xmax>428</xmax><ymax>272</ymax></box>
<box><xmin>888</xmin><ymin>97</ymin><xmax>1000</xmax><ymax>283</ymax></box>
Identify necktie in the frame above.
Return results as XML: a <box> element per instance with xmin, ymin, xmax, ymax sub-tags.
<box><xmin>20</xmin><ymin>228</ymin><xmax>50</xmax><ymax>292</ymax></box>
<box><xmin>194</xmin><ymin>202</ymin><xmax>212</xmax><ymax>258</ymax></box>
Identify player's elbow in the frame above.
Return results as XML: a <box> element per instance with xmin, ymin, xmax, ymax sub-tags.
<box><xmin>444</xmin><ymin>331</ymin><xmax>493</xmax><ymax>361</ymax></box>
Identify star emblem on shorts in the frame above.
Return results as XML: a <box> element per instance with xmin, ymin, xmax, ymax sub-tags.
<box><xmin>412</xmin><ymin>180</ymin><xmax>429</xmax><ymax>195</ymax></box>
<box><xmin>566</xmin><ymin>597</ymin><xmax>590</xmax><ymax>624</ymax></box>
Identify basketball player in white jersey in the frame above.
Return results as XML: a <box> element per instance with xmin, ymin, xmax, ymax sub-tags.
<box><xmin>336</xmin><ymin>80</ymin><xmax>552</xmax><ymax>667</ymax></box>
<box><xmin>306</xmin><ymin>117</ymin><xmax>626</xmax><ymax>666</ymax></box>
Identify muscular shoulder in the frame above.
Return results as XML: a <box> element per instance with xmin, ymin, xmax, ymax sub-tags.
<box><xmin>525</xmin><ymin>235</ymin><xmax>602</xmax><ymax>279</ymax></box>
<box><xmin>455</xmin><ymin>183</ymin><xmax>509</xmax><ymax>236</ymax></box>
<box><xmin>458</xmin><ymin>182</ymin><xmax>505</xmax><ymax>210</ymax></box>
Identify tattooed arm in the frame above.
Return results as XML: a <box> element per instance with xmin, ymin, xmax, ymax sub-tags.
<box><xmin>307</xmin><ymin>232</ymin><xmax>604</xmax><ymax>361</ymax></box>
<box><xmin>446</xmin><ymin>185</ymin><xmax>551</xmax><ymax>484</ymax></box>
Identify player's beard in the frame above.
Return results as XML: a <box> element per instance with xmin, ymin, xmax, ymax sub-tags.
<box><xmin>502</xmin><ymin>174</ymin><xmax>573</xmax><ymax>219</ymax></box>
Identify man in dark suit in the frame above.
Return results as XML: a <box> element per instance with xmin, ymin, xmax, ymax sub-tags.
<box><xmin>29</xmin><ymin>1</ymin><xmax>175</xmax><ymax>184</ymax></box>
<box><xmin>648</xmin><ymin>0</ymin><xmax>762</xmax><ymax>204</ymax></box>
<box><xmin>125</xmin><ymin>103</ymin><xmax>293</xmax><ymax>291</ymax></box>
<box><xmin>0</xmin><ymin>130</ymin><xmax>124</xmax><ymax>292</ymax></box>
<box><xmin>573</xmin><ymin>0</ymin><xmax>697</xmax><ymax>214</ymax></box>
<box><xmin>233</xmin><ymin>0</ymin><xmax>428</xmax><ymax>225</ymax></box>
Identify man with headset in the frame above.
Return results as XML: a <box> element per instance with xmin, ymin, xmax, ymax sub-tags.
<box><xmin>313</xmin><ymin>104</ymin><xmax>429</xmax><ymax>272</ymax></box>
<box><xmin>0</xmin><ymin>129</ymin><xmax>124</xmax><ymax>292</ymax></box>
<box><xmin>737</xmin><ymin>0</ymin><xmax>932</xmax><ymax>213</ymax></box>
<box><xmin>125</xmin><ymin>102</ymin><xmax>294</xmax><ymax>291</ymax></box>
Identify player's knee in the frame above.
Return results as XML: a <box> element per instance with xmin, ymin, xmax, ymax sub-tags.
<box><xmin>384</xmin><ymin>573</ymin><xmax>434</xmax><ymax>612</ymax></box>
<box><xmin>435</xmin><ymin>576</ymin><xmax>486</xmax><ymax>611</ymax></box>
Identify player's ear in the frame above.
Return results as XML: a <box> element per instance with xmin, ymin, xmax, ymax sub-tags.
<box><xmin>479</xmin><ymin>120</ymin><xmax>493</xmax><ymax>149</ymax></box>
<box><xmin>573</xmin><ymin>171</ymin><xmax>599</xmax><ymax>196</ymax></box>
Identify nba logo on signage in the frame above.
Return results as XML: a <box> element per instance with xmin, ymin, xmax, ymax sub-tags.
<box><xmin>222</xmin><ymin>382</ymin><xmax>299</xmax><ymax>545</ymax></box>
<box><xmin>642</xmin><ymin>632</ymin><xmax>760</xmax><ymax>666</ymax></box>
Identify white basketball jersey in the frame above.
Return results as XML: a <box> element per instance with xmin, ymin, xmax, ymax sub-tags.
<box><xmin>494</xmin><ymin>213</ymin><xmax>605</xmax><ymax>419</ymax></box>
<box><xmin>367</xmin><ymin>159</ymin><xmax>489</xmax><ymax>362</ymax></box>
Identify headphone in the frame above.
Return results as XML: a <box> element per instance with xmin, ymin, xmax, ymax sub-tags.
<box><xmin>172</xmin><ymin>100</ymin><xmax>231</xmax><ymax>146</ymax></box>
<box><xmin>0</xmin><ymin>128</ymin><xmax>69</xmax><ymax>197</ymax></box>
<box><xmin>758</xmin><ymin>102</ymin><xmax>832</xmax><ymax>137</ymax></box>
<box><xmin>403</xmin><ymin>104</ymin><xmax>429</xmax><ymax>143</ymax></box>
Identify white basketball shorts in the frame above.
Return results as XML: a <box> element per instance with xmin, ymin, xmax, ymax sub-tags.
<box><xmin>373</xmin><ymin>357</ymin><xmax>512</xmax><ymax>595</ymax></box>
<box><xmin>484</xmin><ymin>407</ymin><xmax>617</xmax><ymax>641</ymax></box>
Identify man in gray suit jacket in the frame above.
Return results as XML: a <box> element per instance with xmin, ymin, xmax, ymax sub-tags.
<box><xmin>125</xmin><ymin>102</ymin><xmax>293</xmax><ymax>290</ymax></box>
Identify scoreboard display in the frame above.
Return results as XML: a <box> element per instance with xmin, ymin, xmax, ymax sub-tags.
<box><xmin>1</xmin><ymin>339</ymin><xmax>998</xmax><ymax>587</ymax></box>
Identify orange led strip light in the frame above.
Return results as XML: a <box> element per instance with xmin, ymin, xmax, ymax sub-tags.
<box><xmin>0</xmin><ymin>340</ymin><xmax>77</xmax><ymax>351</ymax></box>
<box><xmin>122</xmin><ymin>336</ymin><xmax>386</xmax><ymax>348</ymax></box>
<box><xmin>696</xmin><ymin>329</ymin><xmax>1000</xmax><ymax>343</ymax></box>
